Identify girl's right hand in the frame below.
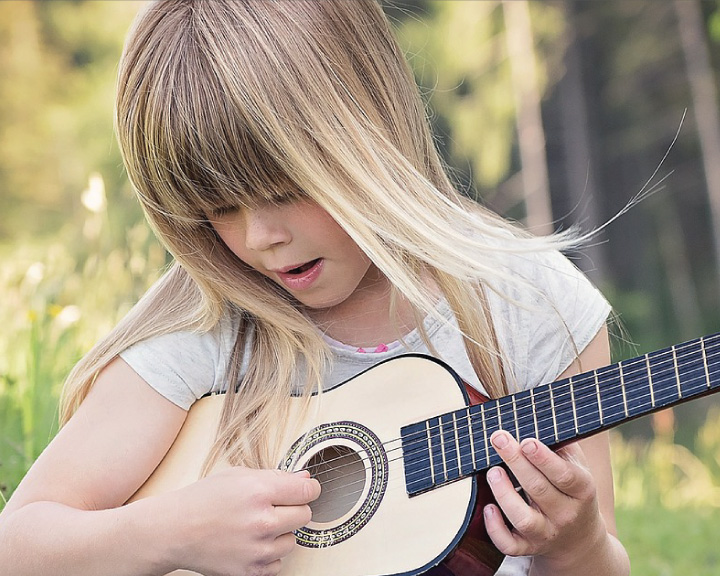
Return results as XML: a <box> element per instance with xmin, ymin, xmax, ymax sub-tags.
<box><xmin>166</xmin><ymin>467</ymin><xmax>321</xmax><ymax>576</ymax></box>
<box><xmin>0</xmin><ymin>358</ymin><xmax>320</xmax><ymax>576</ymax></box>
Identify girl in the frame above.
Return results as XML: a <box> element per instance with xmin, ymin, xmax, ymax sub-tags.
<box><xmin>0</xmin><ymin>1</ymin><xmax>630</xmax><ymax>575</ymax></box>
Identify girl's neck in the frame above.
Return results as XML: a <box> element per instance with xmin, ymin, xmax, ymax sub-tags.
<box><xmin>306</xmin><ymin>267</ymin><xmax>436</xmax><ymax>348</ymax></box>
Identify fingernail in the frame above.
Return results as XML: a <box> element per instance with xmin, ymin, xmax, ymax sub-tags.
<box><xmin>487</xmin><ymin>467</ymin><xmax>502</xmax><ymax>484</ymax></box>
<box><xmin>521</xmin><ymin>440</ymin><xmax>538</xmax><ymax>456</ymax></box>
<box><xmin>492</xmin><ymin>431</ymin><xmax>509</xmax><ymax>449</ymax></box>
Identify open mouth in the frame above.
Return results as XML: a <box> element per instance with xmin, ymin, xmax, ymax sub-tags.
<box><xmin>275</xmin><ymin>258</ymin><xmax>324</xmax><ymax>292</ymax></box>
<box><xmin>286</xmin><ymin>259</ymin><xmax>321</xmax><ymax>275</ymax></box>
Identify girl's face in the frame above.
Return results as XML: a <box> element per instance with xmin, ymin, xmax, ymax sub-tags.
<box><xmin>209</xmin><ymin>199</ymin><xmax>380</xmax><ymax>313</ymax></box>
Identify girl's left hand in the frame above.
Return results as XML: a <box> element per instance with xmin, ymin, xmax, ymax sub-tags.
<box><xmin>483</xmin><ymin>430</ymin><xmax>607</xmax><ymax>566</ymax></box>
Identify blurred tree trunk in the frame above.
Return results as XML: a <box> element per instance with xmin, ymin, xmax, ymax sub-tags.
<box><xmin>674</xmin><ymin>0</ymin><xmax>720</xmax><ymax>295</ymax></box>
<box><xmin>653</xmin><ymin>198</ymin><xmax>702</xmax><ymax>339</ymax></box>
<box><xmin>502</xmin><ymin>0</ymin><xmax>554</xmax><ymax>236</ymax></box>
<box><xmin>556</xmin><ymin>2</ymin><xmax>607</xmax><ymax>284</ymax></box>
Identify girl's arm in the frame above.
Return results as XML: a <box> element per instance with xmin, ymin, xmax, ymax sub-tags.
<box><xmin>484</xmin><ymin>325</ymin><xmax>632</xmax><ymax>576</ymax></box>
<box><xmin>0</xmin><ymin>357</ymin><xmax>319</xmax><ymax>576</ymax></box>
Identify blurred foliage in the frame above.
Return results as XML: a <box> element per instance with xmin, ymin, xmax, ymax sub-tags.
<box><xmin>617</xmin><ymin>506</ymin><xmax>720</xmax><ymax>574</ymax></box>
<box><xmin>0</xmin><ymin>0</ymin><xmax>146</xmax><ymax>241</ymax></box>
<box><xmin>0</xmin><ymin>0</ymin><xmax>161</xmax><ymax>501</ymax></box>
<box><xmin>397</xmin><ymin>1</ymin><xmax>565</xmax><ymax>193</ymax></box>
<box><xmin>0</xmin><ymin>177</ymin><xmax>166</xmax><ymax>498</ymax></box>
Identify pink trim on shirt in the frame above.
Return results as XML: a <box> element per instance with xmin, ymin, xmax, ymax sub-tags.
<box><xmin>357</xmin><ymin>343</ymin><xmax>390</xmax><ymax>354</ymax></box>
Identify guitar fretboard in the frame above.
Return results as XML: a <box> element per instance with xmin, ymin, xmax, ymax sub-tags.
<box><xmin>401</xmin><ymin>333</ymin><xmax>720</xmax><ymax>496</ymax></box>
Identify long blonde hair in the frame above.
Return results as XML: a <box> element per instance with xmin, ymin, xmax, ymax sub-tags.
<box><xmin>61</xmin><ymin>0</ymin><xmax>577</xmax><ymax>469</ymax></box>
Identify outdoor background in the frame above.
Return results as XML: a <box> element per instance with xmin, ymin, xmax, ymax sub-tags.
<box><xmin>1</xmin><ymin>1</ymin><xmax>719</xmax><ymax>573</ymax></box>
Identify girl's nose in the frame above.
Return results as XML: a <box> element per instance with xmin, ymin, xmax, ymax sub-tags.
<box><xmin>243</xmin><ymin>206</ymin><xmax>292</xmax><ymax>251</ymax></box>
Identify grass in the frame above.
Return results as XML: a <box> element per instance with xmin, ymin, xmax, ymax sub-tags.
<box><xmin>617</xmin><ymin>506</ymin><xmax>720</xmax><ymax>576</ymax></box>
<box><xmin>0</xmin><ymin>186</ymin><xmax>166</xmax><ymax>500</ymax></box>
<box><xmin>610</xmin><ymin>421</ymin><xmax>720</xmax><ymax>575</ymax></box>
<box><xmin>617</xmin><ymin>507</ymin><xmax>720</xmax><ymax>575</ymax></box>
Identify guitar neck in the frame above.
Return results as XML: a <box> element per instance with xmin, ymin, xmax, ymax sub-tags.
<box><xmin>401</xmin><ymin>332</ymin><xmax>720</xmax><ymax>496</ymax></box>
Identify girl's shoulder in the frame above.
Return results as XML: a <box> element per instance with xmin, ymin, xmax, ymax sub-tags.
<box><xmin>486</xmin><ymin>248</ymin><xmax>611</xmax><ymax>391</ymax></box>
<box><xmin>119</xmin><ymin>309</ymin><xmax>241</xmax><ymax>410</ymax></box>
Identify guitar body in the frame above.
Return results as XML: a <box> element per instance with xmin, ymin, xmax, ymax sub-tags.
<box><xmin>129</xmin><ymin>355</ymin><xmax>503</xmax><ymax>576</ymax></box>
<box><xmin>128</xmin><ymin>331</ymin><xmax>720</xmax><ymax>574</ymax></box>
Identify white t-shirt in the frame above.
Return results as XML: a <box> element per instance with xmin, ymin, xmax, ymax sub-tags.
<box><xmin>120</xmin><ymin>249</ymin><xmax>610</xmax><ymax>575</ymax></box>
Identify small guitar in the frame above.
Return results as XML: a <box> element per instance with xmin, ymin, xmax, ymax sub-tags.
<box><xmin>129</xmin><ymin>333</ymin><xmax>720</xmax><ymax>576</ymax></box>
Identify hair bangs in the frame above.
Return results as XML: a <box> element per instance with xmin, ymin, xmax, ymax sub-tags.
<box><xmin>121</xmin><ymin>0</ymin><xmax>312</xmax><ymax>227</ymax></box>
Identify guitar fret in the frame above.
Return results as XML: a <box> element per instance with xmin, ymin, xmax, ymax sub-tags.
<box><xmin>620</xmin><ymin>363</ymin><xmax>629</xmax><ymax>417</ymax></box>
<box><xmin>467</xmin><ymin>407</ymin><xmax>476</xmax><ymax>467</ymax></box>
<box><xmin>514</xmin><ymin>390</ymin><xmax>534</xmax><ymax>440</ymax></box>
<box><xmin>483</xmin><ymin>400</ymin><xmax>502</xmax><ymax>468</ymax></box>
<box><xmin>469</xmin><ymin>405</ymin><xmax>485</xmax><ymax>470</ymax></box>
<box><xmin>440</xmin><ymin>414</ymin><xmax>460</xmax><ymax>482</ymax></box>
<box><xmin>497</xmin><ymin>397</ymin><xmax>518</xmax><ymax>444</ymax></box>
<box><xmin>573</xmin><ymin>373</ymin><xmax>602</xmax><ymax>435</ymax></box>
<box><xmin>455</xmin><ymin>410</ymin><xmax>473</xmax><ymax>476</ymax></box>
<box><xmin>530</xmin><ymin>388</ymin><xmax>540</xmax><ymax>438</ymax></box>
<box><xmin>427</xmin><ymin>417</ymin><xmax>446</xmax><ymax>486</ymax></box>
<box><xmin>400</xmin><ymin>420</ymin><xmax>434</xmax><ymax>494</ymax></box>
<box><xmin>598</xmin><ymin>365</ymin><xmax>625</xmax><ymax>425</ymax></box>
<box><xmin>673</xmin><ymin>346</ymin><xmax>682</xmax><ymax>399</ymax></box>
<box><xmin>678</xmin><ymin>340</ymin><xmax>711</xmax><ymax>397</ymax></box>
<box><xmin>549</xmin><ymin>385</ymin><xmax>559</xmax><ymax>442</ymax></box>
<box><xmin>425</xmin><ymin>420</ymin><xmax>435</xmax><ymax>486</ymax></box>
<box><xmin>555</xmin><ymin>381</ymin><xmax>579</xmax><ymax>441</ymax></box>
<box><xmin>570</xmin><ymin>377</ymin><xmax>578</xmax><ymax>434</ymax></box>
<box><xmin>480</xmin><ymin>403</ymin><xmax>490</xmax><ymax>467</ymax></box>
<box><xmin>512</xmin><ymin>396</ymin><xmax>520</xmax><ymax>440</ymax></box>
<box><xmin>702</xmin><ymin>338</ymin><xmax>711</xmax><ymax>388</ymax></box>
<box><xmin>532</xmin><ymin>387</ymin><xmax>555</xmax><ymax>446</ymax></box>
<box><xmin>438</xmin><ymin>418</ymin><xmax>448</xmax><ymax>482</ymax></box>
<box><xmin>646</xmin><ymin>354</ymin><xmax>656</xmax><ymax>408</ymax></box>
<box><xmin>452</xmin><ymin>413</ymin><xmax>462</xmax><ymax>474</ymax></box>
<box><xmin>648</xmin><ymin>347</ymin><xmax>681</xmax><ymax>407</ymax></box>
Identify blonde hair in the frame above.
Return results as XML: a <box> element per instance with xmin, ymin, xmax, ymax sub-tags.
<box><xmin>61</xmin><ymin>0</ymin><xmax>577</xmax><ymax>469</ymax></box>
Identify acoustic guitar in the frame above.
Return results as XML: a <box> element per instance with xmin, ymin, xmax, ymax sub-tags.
<box><xmin>129</xmin><ymin>333</ymin><xmax>720</xmax><ymax>575</ymax></box>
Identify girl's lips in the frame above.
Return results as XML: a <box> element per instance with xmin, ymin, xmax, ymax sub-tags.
<box><xmin>275</xmin><ymin>258</ymin><xmax>324</xmax><ymax>291</ymax></box>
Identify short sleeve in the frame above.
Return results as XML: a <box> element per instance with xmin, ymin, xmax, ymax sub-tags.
<box><xmin>488</xmin><ymin>250</ymin><xmax>611</xmax><ymax>392</ymax></box>
<box><xmin>119</xmin><ymin>313</ymin><xmax>238</xmax><ymax>410</ymax></box>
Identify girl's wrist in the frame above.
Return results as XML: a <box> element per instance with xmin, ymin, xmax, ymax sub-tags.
<box><xmin>119</xmin><ymin>492</ymin><xmax>192</xmax><ymax>574</ymax></box>
<box><xmin>529</xmin><ymin>527</ymin><xmax>629</xmax><ymax>576</ymax></box>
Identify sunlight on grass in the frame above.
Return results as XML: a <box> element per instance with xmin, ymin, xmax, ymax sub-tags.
<box><xmin>610</xmin><ymin>412</ymin><xmax>720</xmax><ymax>574</ymax></box>
<box><xmin>611</xmin><ymin>409</ymin><xmax>720</xmax><ymax>510</ymax></box>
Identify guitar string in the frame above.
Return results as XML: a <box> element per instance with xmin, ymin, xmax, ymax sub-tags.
<box><xmin>309</xmin><ymin>357</ymin><xmax>720</xmax><ymax>520</ymax></box>
<box><xmin>314</xmin><ymin>351</ymin><xmax>720</xmax><ymax>500</ymax></box>
<box><xmin>302</xmin><ymin>337</ymin><xmax>720</xmax><ymax>494</ymax></box>
<box><xmin>309</xmin><ymin>362</ymin><xmax>720</xmax><ymax>519</ymax></box>
<box><xmin>299</xmin><ymin>336</ymin><xmax>719</xmax><ymax>477</ymax></box>
<box><xmin>302</xmin><ymin>339</ymin><xmax>720</xmax><ymax>514</ymax></box>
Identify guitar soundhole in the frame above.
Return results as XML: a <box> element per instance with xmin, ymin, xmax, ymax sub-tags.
<box><xmin>306</xmin><ymin>445</ymin><xmax>366</xmax><ymax>523</ymax></box>
<box><xmin>282</xmin><ymin>420</ymin><xmax>388</xmax><ymax>548</ymax></box>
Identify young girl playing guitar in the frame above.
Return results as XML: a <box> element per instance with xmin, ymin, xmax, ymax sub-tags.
<box><xmin>0</xmin><ymin>2</ymin><xmax>630</xmax><ymax>575</ymax></box>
